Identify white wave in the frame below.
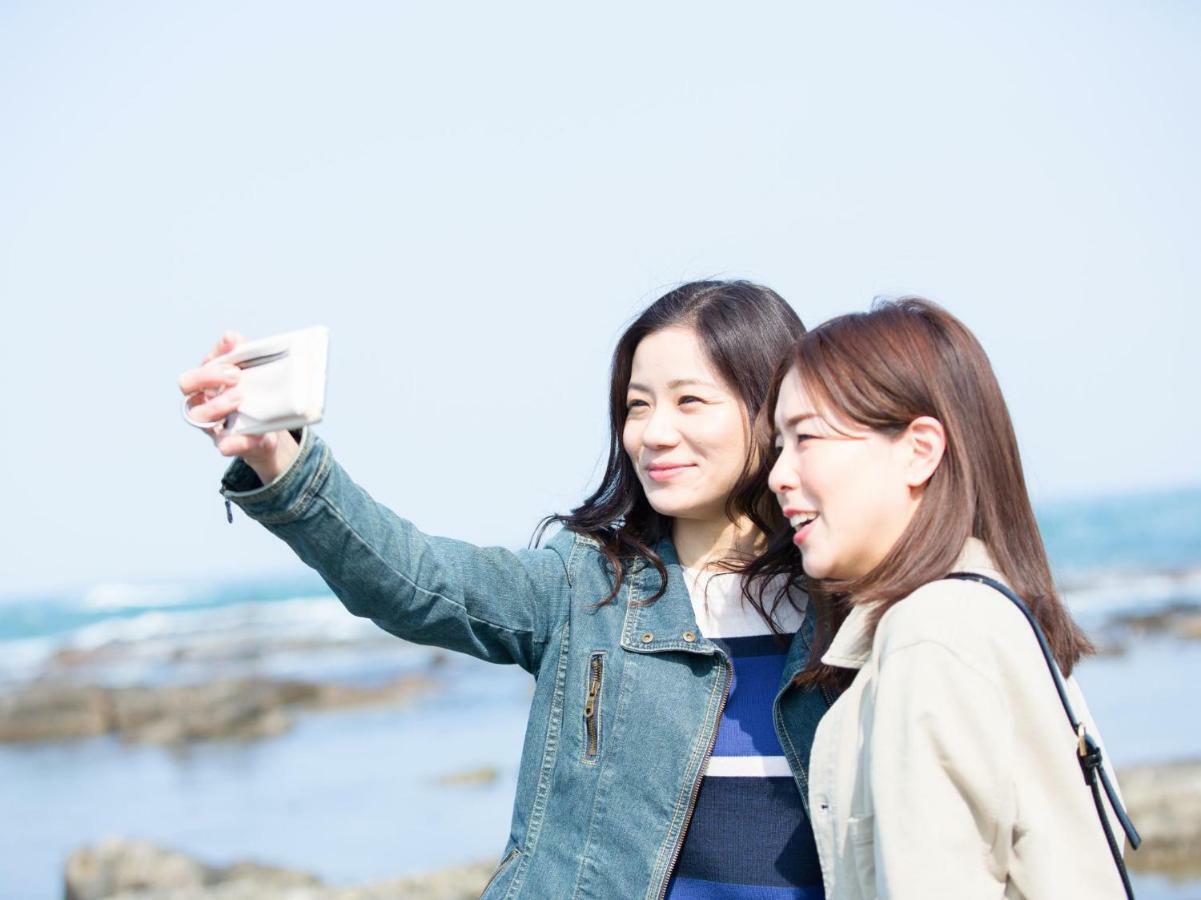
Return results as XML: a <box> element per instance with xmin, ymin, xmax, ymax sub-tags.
<box><xmin>69</xmin><ymin>596</ymin><xmax>375</xmax><ymax>649</ymax></box>
<box><xmin>81</xmin><ymin>581</ymin><xmax>194</xmax><ymax>611</ymax></box>
<box><xmin>0</xmin><ymin>595</ymin><xmax>401</xmax><ymax>687</ymax></box>
<box><xmin>0</xmin><ymin>635</ymin><xmax>60</xmax><ymax>686</ymax></box>
<box><xmin>1059</xmin><ymin>565</ymin><xmax>1201</xmax><ymax>622</ymax></box>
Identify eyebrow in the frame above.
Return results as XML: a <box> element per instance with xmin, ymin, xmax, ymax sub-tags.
<box><xmin>627</xmin><ymin>378</ymin><xmax>719</xmax><ymax>393</ymax></box>
<box><xmin>775</xmin><ymin>412</ymin><xmax>819</xmax><ymax>432</ymax></box>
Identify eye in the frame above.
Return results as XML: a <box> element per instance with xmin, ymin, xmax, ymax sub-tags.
<box><xmin>795</xmin><ymin>433</ymin><xmax>816</xmax><ymax>445</ymax></box>
<box><xmin>626</xmin><ymin>398</ymin><xmax>649</xmax><ymax>411</ymax></box>
<box><xmin>678</xmin><ymin>395</ymin><xmax>703</xmax><ymax>405</ymax></box>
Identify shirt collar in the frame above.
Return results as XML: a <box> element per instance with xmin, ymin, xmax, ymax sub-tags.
<box><xmin>820</xmin><ymin>537</ymin><xmax>1002</xmax><ymax>670</ymax></box>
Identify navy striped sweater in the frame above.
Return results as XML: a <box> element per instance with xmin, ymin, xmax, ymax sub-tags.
<box><xmin>664</xmin><ymin>570</ymin><xmax>824</xmax><ymax>900</ymax></box>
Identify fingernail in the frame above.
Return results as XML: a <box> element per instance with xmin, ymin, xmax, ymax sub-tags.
<box><xmin>221</xmin><ymin>366</ymin><xmax>240</xmax><ymax>381</ymax></box>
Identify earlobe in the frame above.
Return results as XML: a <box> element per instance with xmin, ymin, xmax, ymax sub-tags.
<box><xmin>906</xmin><ymin>416</ymin><xmax>946</xmax><ymax>488</ymax></box>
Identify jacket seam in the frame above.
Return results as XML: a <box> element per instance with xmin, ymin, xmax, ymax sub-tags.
<box><xmin>775</xmin><ymin>700</ymin><xmax>809</xmax><ymax>807</ymax></box>
<box><xmin>507</xmin><ymin>618</ymin><xmax>572</xmax><ymax>898</ymax></box>
<box><xmin>645</xmin><ymin>637</ymin><xmax>725</xmax><ymax>898</ymax></box>
<box><xmin>878</xmin><ymin>637</ymin><xmax>1007</xmax><ymax>695</ymax></box>
<box><xmin>570</xmin><ymin>645</ymin><xmax>630</xmax><ymax>899</ymax></box>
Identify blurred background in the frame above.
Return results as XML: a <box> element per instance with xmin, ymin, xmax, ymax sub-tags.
<box><xmin>2</xmin><ymin>2</ymin><xmax>1198</xmax><ymax>898</ymax></box>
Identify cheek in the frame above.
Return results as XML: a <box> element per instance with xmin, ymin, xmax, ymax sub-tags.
<box><xmin>621</xmin><ymin>420</ymin><xmax>640</xmax><ymax>459</ymax></box>
<box><xmin>805</xmin><ymin>446</ymin><xmax>869</xmax><ymax>513</ymax></box>
<box><xmin>829</xmin><ymin>445</ymin><xmax>907</xmax><ymax>530</ymax></box>
<box><xmin>703</xmin><ymin>411</ymin><xmax>749</xmax><ymax>465</ymax></box>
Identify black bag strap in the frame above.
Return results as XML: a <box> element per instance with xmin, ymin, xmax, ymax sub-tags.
<box><xmin>945</xmin><ymin>572</ymin><xmax>1141</xmax><ymax>900</ymax></box>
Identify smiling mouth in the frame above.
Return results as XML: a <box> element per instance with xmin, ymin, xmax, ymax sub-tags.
<box><xmin>789</xmin><ymin>513</ymin><xmax>818</xmax><ymax>528</ymax></box>
<box><xmin>647</xmin><ymin>464</ymin><xmax>693</xmax><ymax>482</ymax></box>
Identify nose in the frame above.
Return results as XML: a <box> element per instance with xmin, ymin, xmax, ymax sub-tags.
<box><xmin>640</xmin><ymin>405</ymin><xmax>680</xmax><ymax>449</ymax></box>
<box><xmin>768</xmin><ymin>450</ymin><xmax>796</xmax><ymax>498</ymax></box>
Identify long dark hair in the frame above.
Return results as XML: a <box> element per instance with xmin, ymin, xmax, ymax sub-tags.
<box><xmin>537</xmin><ymin>280</ymin><xmax>806</xmax><ymax>613</ymax></box>
<box><xmin>770</xmin><ymin>298</ymin><xmax>1093</xmax><ymax>689</ymax></box>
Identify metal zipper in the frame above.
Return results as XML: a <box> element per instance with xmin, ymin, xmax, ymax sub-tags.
<box><xmin>583</xmin><ymin>653</ymin><xmax>604</xmax><ymax>760</ymax></box>
<box><xmin>654</xmin><ymin>654</ymin><xmax>732</xmax><ymax>900</ymax></box>
<box><xmin>481</xmin><ymin>846</ymin><xmax>520</xmax><ymax>895</ymax></box>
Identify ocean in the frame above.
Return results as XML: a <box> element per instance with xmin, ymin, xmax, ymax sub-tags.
<box><xmin>1</xmin><ymin>486</ymin><xmax>1198</xmax><ymax>899</ymax></box>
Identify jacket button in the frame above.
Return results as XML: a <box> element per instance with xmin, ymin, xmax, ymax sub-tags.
<box><xmin>682</xmin><ymin>630</ymin><xmax>697</xmax><ymax>642</ymax></box>
<box><xmin>640</xmin><ymin>632</ymin><xmax>654</xmax><ymax>643</ymax></box>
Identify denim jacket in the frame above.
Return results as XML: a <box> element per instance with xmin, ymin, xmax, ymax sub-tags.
<box><xmin>220</xmin><ymin>428</ymin><xmax>833</xmax><ymax>900</ymax></box>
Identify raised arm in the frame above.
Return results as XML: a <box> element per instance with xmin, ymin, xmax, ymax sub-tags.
<box><xmin>219</xmin><ymin>430</ymin><xmax>571</xmax><ymax>673</ymax></box>
<box><xmin>181</xmin><ymin>333</ymin><xmax>573</xmax><ymax>673</ymax></box>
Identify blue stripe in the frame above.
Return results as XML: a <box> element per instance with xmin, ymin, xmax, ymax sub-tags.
<box><xmin>673</xmin><ymin>775</ymin><xmax>822</xmax><ymax>887</ymax></box>
<box><xmin>666</xmin><ymin>876</ymin><xmax>824</xmax><ymax>899</ymax></box>
<box><xmin>712</xmin><ymin>634</ymin><xmax>791</xmax><ymax>658</ymax></box>
<box><xmin>712</xmin><ymin>651</ymin><xmax>789</xmax><ymax>757</ymax></box>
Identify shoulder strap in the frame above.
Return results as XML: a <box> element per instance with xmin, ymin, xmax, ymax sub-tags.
<box><xmin>945</xmin><ymin>572</ymin><xmax>1141</xmax><ymax>899</ymax></box>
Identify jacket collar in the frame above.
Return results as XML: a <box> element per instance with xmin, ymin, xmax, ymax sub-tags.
<box><xmin>821</xmin><ymin>537</ymin><xmax>1002</xmax><ymax>670</ymax></box>
<box><xmin>619</xmin><ymin>538</ymin><xmax>821</xmax><ymax>674</ymax></box>
<box><xmin>619</xmin><ymin>538</ymin><xmax>722</xmax><ymax>656</ymax></box>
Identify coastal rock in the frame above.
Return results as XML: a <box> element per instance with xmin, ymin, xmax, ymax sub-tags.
<box><xmin>0</xmin><ymin>683</ymin><xmax>111</xmax><ymax>742</ymax></box>
<box><xmin>1120</xmin><ymin>760</ymin><xmax>1201</xmax><ymax>878</ymax></box>
<box><xmin>64</xmin><ymin>839</ymin><xmax>321</xmax><ymax>900</ymax></box>
<box><xmin>436</xmin><ymin>765</ymin><xmax>500</xmax><ymax>787</ymax></box>
<box><xmin>64</xmin><ymin>840</ymin><xmax>492</xmax><ymax>899</ymax></box>
<box><xmin>0</xmin><ymin>675</ymin><xmax>437</xmax><ymax>746</ymax></box>
<box><xmin>1107</xmin><ymin>601</ymin><xmax>1201</xmax><ymax>641</ymax></box>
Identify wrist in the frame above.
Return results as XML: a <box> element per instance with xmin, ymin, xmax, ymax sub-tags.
<box><xmin>243</xmin><ymin>431</ymin><xmax>301</xmax><ymax>486</ymax></box>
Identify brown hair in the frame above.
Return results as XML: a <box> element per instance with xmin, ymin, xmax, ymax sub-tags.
<box><xmin>537</xmin><ymin>280</ymin><xmax>807</xmax><ymax>617</ymax></box>
<box><xmin>769</xmin><ymin>298</ymin><xmax>1093</xmax><ymax>688</ymax></box>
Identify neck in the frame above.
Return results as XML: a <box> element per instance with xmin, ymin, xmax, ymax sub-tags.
<box><xmin>672</xmin><ymin>515</ymin><xmax>763</xmax><ymax>571</ymax></box>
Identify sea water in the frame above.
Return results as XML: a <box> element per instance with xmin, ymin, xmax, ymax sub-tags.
<box><xmin>1</xmin><ymin>486</ymin><xmax>1198</xmax><ymax>898</ymax></box>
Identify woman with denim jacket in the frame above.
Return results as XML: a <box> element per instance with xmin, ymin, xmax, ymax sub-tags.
<box><xmin>180</xmin><ymin>281</ymin><xmax>833</xmax><ymax>900</ymax></box>
<box><xmin>766</xmin><ymin>299</ymin><xmax>1130</xmax><ymax>899</ymax></box>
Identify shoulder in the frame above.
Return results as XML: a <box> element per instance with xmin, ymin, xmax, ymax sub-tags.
<box><xmin>874</xmin><ymin>575</ymin><xmax>1034</xmax><ymax>673</ymax></box>
<box><xmin>534</xmin><ymin>526</ymin><xmax>596</xmax><ymax>578</ymax></box>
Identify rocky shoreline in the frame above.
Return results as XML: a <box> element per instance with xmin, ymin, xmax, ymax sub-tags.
<box><xmin>4</xmin><ymin>604</ymin><xmax>1198</xmax><ymax>896</ymax></box>
<box><xmin>1121</xmin><ymin>760</ymin><xmax>1201</xmax><ymax>880</ymax></box>
<box><xmin>64</xmin><ymin>839</ymin><xmax>494</xmax><ymax>900</ymax></box>
<box><xmin>0</xmin><ymin>674</ymin><xmax>437</xmax><ymax>745</ymax></box>
<box><xmin>59</xmin><ymin>755</ymin><xmax>1201</xmax><ymax>899</ymax></box>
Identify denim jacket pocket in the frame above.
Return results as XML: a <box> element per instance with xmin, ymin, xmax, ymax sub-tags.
<box><xmin>581</xmin><ymin>651</ymin><xmax>606</xmax><ymax>764</ymax></box>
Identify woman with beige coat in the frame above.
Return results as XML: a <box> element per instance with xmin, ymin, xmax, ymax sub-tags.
<box><xmin>760</xmin><ymin>298</ymin><xmax>1137</xmax><ymax>898</ymax></box>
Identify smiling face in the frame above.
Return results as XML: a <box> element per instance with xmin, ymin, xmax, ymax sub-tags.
<box><xmin>768</xmin><ymin>366</ymin><xmax>923</xmax><ymax>580</ymax></box>
<box><xmin>622</xmin><ymin>327</ymin><xmax>750</xmax><ymax>525</ymax></box>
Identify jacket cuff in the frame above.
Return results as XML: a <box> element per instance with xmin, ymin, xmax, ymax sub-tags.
<box><xmin>219</xmin><ymin>427</ymin><xmax>329</xmax><ymax>524</ymax></box>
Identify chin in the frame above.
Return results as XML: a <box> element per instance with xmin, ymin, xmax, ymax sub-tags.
<box><xmin>647</xmin><ymin>501</ymin><xmax>694</xmax><ymax>519</ymax></box>
<box><xmin>642</xmin><ymin>487</ymin><xmax>688</xmax><ymax>517</ymax></box>
<box><xmin>800</xmin><ymin>554</ymin><xmax>832</xmax><ymax>580</ymax></box>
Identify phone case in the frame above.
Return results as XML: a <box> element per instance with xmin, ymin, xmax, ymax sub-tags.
<box><xmin>211</xmin><ymin>326</ymin><xmax>330</xmax><ymax>435</ymax></box>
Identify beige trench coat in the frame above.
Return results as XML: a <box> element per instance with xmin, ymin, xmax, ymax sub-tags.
<box><xmin>808</xmin><ymin>539</ymin><xmax>1127</xmax><ymax>899</ymax></box>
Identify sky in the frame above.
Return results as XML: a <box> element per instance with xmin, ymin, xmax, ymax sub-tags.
<box><xmin>1</xmin><ymin>1</ymin><xmax>1198</xmax><ymax>593</ymax></box>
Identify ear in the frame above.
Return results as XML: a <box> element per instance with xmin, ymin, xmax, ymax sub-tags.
<box><xmin>902</xmin><ymin>416</ymin><xmax>946</xmax><ymax>489</ymax></box>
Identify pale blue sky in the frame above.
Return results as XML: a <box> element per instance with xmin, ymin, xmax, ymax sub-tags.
<box><xmin>1</xmin><ymin>1</ymin><xmax>1198</xmax><ymax>593</ymax></box>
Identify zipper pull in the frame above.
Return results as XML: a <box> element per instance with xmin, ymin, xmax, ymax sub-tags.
<box><xmin>225</xmin><ymin>498</ymin><xmax>233</xmax><ymax>524</ymax></box>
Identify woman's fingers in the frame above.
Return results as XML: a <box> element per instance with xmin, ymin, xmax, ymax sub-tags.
<box><xmin>179</xmin><ymin>363</ymin><xmax>240</xmax><ymax>397</ymax></box>
<box><xmin>184</xmin><ymin>331</ymin><xmax>248</xmax><ymax>395</ymax></box>
<box><xmin>188</xmin><ymin>388</ymin><xmax>242</xmax><ymax>426</ymax></box>
<box><xmin>201</xmin><ymin>331</ymin><xmax>248</xmax><ymax>365</ymax></box>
